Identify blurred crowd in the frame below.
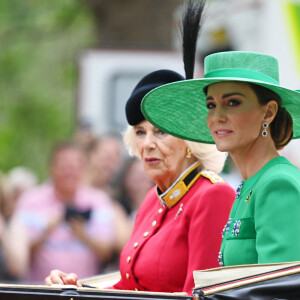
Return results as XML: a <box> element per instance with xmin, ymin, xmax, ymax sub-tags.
<box><xmin>0</xmin><ymin>127</ymin><xmax>154</xmax><ymax>284</ymax></box>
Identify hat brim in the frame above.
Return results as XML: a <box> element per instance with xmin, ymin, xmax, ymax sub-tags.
<box><xmin>141</xmin><ymin>77</ymin><xmax>300</xmax><ymax>144</ymax></box>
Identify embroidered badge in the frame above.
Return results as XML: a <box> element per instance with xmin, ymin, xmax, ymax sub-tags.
<box><xmin>221</xmin><ymin>218</ymin><xmax>233</xmax><ymax>238</ymax></box>
<box><xmin>218</xmin><ymin>252</ymin><xmax>224</xmax><ymax>267</ymax></box>
<box><xmin>232</xmin><ymin>220</ymin><xmax>242</xmax><ymax>236</ymax></box>
<box><xmin>170</xmin><ymin>189</ymin><xmax>181</xmax><ymax>200</ymax></box>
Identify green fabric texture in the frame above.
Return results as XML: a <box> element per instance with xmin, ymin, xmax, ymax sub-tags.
<box><xmin>220</xmin><ymin>156</ymin><xmax>300</xmax><ymax>266</ymax></box>
<box><xmin>141</xmin><ymin>51</ymin><xmax>300</xmax><ymax>144</ymax></box>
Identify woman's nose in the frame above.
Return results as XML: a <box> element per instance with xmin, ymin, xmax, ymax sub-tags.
<box><xmin>211</xmin><ymin>106</ymin><xmax>226</xmax><ymax>122</ymax></box>
<box><xmin>144</xmin><ymin>133</ymin><xmax>156</xmax><ymax>149</ymax></box>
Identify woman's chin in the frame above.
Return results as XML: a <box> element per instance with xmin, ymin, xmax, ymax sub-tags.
<box><xmin>215</xmin><ymin>143</ymin><xmax>230</xmax><ymax>153</ymax></box>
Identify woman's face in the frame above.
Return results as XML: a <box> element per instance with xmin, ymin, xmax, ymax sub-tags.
<box><xmin>134</xmin><ymin>120</ymin><xmax>189</xmax><ymax>191</ymax></box>
<box><xmin>206</xmin><ymin>81</ymin><xmax>266</xmax><ymax>154</ymax></box>
<box><xmin>51</xmin><ymin>148</ymin><xmax>85</xmax><ymax>197</ymax></box>
<box><xmin>124</xmin><ymin>160</ymin><xmax>154</xmax><ymax>208</ymax></box>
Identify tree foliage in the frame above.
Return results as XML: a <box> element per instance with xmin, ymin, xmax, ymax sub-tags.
<box><xmin>0</xmin><ymin>0</ymin><xmax>95</xmax><ymax>179</ymax></box>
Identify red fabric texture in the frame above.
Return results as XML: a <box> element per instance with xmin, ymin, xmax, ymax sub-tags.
<box><xmin>112</xmin><ymin>175</ymin><xmax>235</xmax><ymax>294</ymax></box>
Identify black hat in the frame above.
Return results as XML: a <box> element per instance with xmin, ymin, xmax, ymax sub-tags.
<box><xmin>125</xmin><ymin>69</ymin><xmax>184</xmax><ymax>126</ymax></box>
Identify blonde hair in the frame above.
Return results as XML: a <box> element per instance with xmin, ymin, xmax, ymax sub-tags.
<box><xmin>123</xmin><ymin>126</ymin><xmax>139</xmax><ymax>157</ymax></box>
<box><xmin>185</xmin><ymin>140</ymin><xmax>227</xmax><ymax>174</ymax></box>
<box><xmin>123</xmin><ymin>125</ymin><xmax>227</xmax><ymax>174</ymax></box>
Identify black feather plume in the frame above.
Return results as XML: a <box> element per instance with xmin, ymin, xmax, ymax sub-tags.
<box><xmin>181</xmin><ymin>0</ymin><xmax>205</xmax><ymax>79</ymax></box>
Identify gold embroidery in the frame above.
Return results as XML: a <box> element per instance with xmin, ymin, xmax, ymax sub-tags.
<box><xmin>159</xmin><ymin>162</ymin><xmax>201</xmax><ymax>208</ymax></box>
<box><xmin>158</xmin><ymin>162</ymin><xmax>225</xmax><ymax>209</ymax></box>
<box><xmin>200</xmin><ymin>170</ymin><xmax>225</xmax><ymax>183</ymax></box>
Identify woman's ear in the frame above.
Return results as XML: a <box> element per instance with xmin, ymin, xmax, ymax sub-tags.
<box><xmin>264</xmin><ymin>100</ymin><xmax>278</xmax><ymax>124</ymax></box>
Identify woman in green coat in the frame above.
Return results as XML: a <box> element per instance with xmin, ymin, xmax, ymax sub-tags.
<box><xmin>141</xmin><ymin>50</ymin><xmax>300</xmax><ymax>267</ymax></box>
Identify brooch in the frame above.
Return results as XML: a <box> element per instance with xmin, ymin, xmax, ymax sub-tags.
<box><xmin>245</xmin><ymin>190</ymin><xmax>252</xmax><ymax>204</ymax></box>
<box><xmin>175</xmin><ymin>203</ymin><xmax>183</xmax><ymax>219</ymax></box>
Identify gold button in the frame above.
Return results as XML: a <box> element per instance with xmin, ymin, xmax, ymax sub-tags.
<box><xmin>133</xmin><ymin>242</ymin><xmax>138</xmax><ymax>248</ymax></box>
<box><xmin>152</xmin><ymin>220</ymin><xmax>157</xmax><ymax>227</ymax></box>
<box><xmin>158</xmin><ymin>208</ymin><xmax>163</xmax><ymax>213</ymax></box>
<box><xmin>126</xmin><ymin>273</ymin><xmax>130</xmax><ymax>279</ymax></box>
<box><xmin>143</xmin><ymin>232</ymin><xmax>149</xmax><ymax>237</ymax></box>
<box><xmin>135</xmin><ymin>288</ymin><xmax>139</xmax><ymax>291</ymax></box>
<box><xmin>127</xmin><ymin>256</ymin><xmax>131</xmax><ymax>263</ymax></box>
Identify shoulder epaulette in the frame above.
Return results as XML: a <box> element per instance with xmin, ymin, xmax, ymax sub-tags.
<box><xmin>200</xmin><ymin>170</ymin><xmax>225</xmax><ymax>183</ymax></box>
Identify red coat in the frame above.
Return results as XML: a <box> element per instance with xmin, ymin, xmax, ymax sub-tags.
<box><xmin>113</xmin><ymin>171</ymin><xmax>235</xmax><ymax>294</ymax></box>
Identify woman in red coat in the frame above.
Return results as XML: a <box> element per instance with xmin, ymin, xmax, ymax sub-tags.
<box><xmin>45</xmin><ymin>69</ymin><xmax>235</xmax><ymax>294</ymax></box>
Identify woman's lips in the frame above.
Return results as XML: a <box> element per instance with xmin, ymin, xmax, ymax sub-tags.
<box><xmin>144</xmin><ymin>157</ymin><xmax>160</xmax><ymax>165</ymax></box>
<box><xmin>215</xmin><ymin>130</ymin><xmax>233</xmax><ymax>137</ymax></box>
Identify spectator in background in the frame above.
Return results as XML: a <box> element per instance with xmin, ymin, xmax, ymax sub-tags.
<box><xmin>114</xmin><ymin>157</ymin><xmax>154</xmax><ymax>222</ymax></box>
<box><xmin>0</xmin><ymin>172</ymin><xmax>29</xmax><ymax>282</ymax></box>
<box><xmin>84</xmin><ymin>134</ymin><xmax>124</xmax><ymax>198</ymax></box>
<box><xmin>14</xmin><ymin>141</ymin><xmax>116</xmax><ymax>283</ymax></box>
<box><xmin>5</xmin><ymin>166</ymin><xmax>38</xmax><ymax>220</ymax></box>
<box><xmin>74</xmin><ymin>119</ymin><xmax>95</xmax><ymax>152</ymax></box>
<box><xmin>83</xmin><ymin>136</ymin><xmax>133</xmax><ymax>272</ymax></box>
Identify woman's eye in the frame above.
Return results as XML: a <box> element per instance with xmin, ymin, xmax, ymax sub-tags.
<box><xmin>135</xmin><ymin>130</ymin><xmax>145</xmax><ymax>136</ymax></box>
<box><xmin>156</xmin><ymin>130</ymin><xmax>167</xmax><ymax>136</ymax></box>
<box><xmin>228</xmin><ymin>99</ymin><xmax>241</xmax><ymax>107</ymax></box>
<box><xmin>206</xmin><ymin>102</ymin><xmax>215</xmax><ymax>109</ymax></box>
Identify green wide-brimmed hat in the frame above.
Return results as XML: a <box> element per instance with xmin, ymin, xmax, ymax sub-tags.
<box><xmin>141</xmin><ymin>51</ymin><xmax>300</xmax><ymax>144</ymax></box>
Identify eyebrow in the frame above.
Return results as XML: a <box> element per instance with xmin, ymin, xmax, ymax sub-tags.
<box><xmin>206</xmin><ymin>92</ymin><xmax>245</xmax><ymax>101</ymax></box>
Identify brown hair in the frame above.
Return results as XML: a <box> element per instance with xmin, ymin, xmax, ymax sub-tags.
<box><xmin>249</xmin><ymin>83</ymin><xmax>293</xmax><ymax>150</ymax></box>
<box><xmin>49</xmin><ymin>140</ymin><xmax>85</xmax><ymax>164</ymax></box>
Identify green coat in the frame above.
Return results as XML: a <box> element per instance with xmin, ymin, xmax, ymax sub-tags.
<box><xmin>219</xmin><ymin>156</ymin><xmax>300</xmax><ymax>267</ymax></box>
